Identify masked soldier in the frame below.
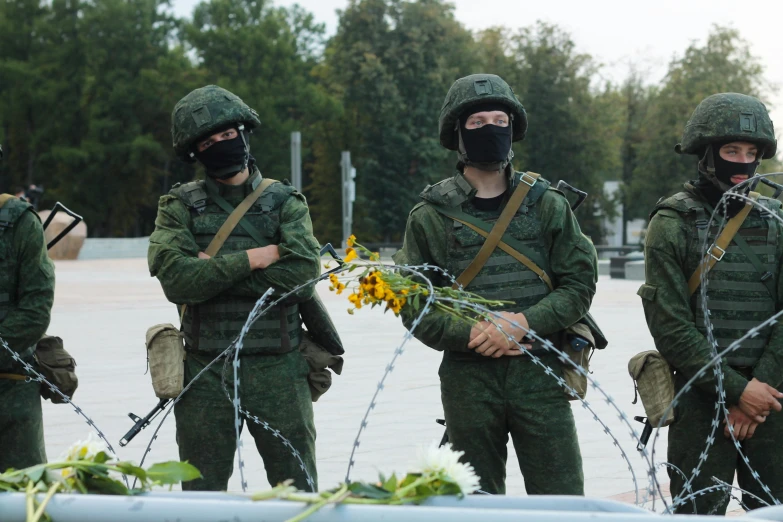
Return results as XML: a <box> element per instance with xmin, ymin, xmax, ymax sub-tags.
<box><xmin>148</xmin><ymin>86</ymin><xmax>322</xmax><ymax>491</ymax></box>
<box><xmin>0</xmin><ymin>145</ymin><xmax>56</xmax><ymax>471</ymax></box>
<box><xmin>639</xmin><ymin>93</ymin><xmax>783</xmax><ymax>514</ymax></box>
<box><xmin>393</xmin><ymin>74</ymin><xmax>598</xmax><ymax>494</ymax></box>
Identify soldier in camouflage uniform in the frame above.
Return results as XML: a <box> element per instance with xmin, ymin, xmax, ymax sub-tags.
<box><xmin>639</xmin><ymin>93</ymin><xmax>783</xmax><ymax>514</ymax></box>
<box><xmin>393</xmin><ymin>74</ymin><xmax>597</xmax><ymax>494</ymax></box>
<box><xmin>0</xmin><ymin>145</ymin><xmax>56</xmax><ymax>471</ymax></box>
<box><xmin>148</xmin><ymin>86</ymin><xmax>322</xmax><ymax>491</ymax></box>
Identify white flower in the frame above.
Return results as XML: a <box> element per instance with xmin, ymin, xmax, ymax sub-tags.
<box><xmin>60</xmin><ymin>433</ymin><xmax>114</xmax><ymax>462</ymax></box>
<box><xmin>414</xmin><ymin>442</ymin><xmax>481</xmax><ymax>495</ymax></box>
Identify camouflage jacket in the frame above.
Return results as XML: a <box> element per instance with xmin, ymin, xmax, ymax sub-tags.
<box><xmin>392</xmin><ymin>171</ymin><xmax>597</xmax><ymax>353</ymax></box>
<box><xmin>148</xmin><ymin>168</ymin><xmax>321</xmax><ymax>310</ymax></box>
<box><xmin>640</xmin><ymin>182</ymin><xmax>783</xmax><ymax>404</ymax></box>
<box><xmin>0</xmin><ymin>197</ymin><xmax>55</xmax><ymax>372</ymax></box>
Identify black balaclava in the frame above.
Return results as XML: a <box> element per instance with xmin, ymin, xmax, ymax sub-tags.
<box><xmin>695</xmin><ymin>142</ymin><xmax>760</xmax><ymax>218</ymax></box>
<box><xmin>194</xmin><ymin>124</ymin><xmax>253</xmax><ymax>180</ymax></box>
<box><xmin>458</xmin><ymin>103</ymin><xmax>513</xmax><ymax>171</ymax></box>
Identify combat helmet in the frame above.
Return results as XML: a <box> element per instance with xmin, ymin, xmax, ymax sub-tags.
<box><xmin>171</xmin><ymin>85</ymin><xmax>261</xmax><ymax>162</ymax></box>
<box><xmin>439</xmin><ymin>74</ymin><xmax>527</xmax><ymax>152</ymax></box>
<box><xmin>675</xmin><ymin>93</ymin><xmax>776</xmax><ymax>159</ymax></box>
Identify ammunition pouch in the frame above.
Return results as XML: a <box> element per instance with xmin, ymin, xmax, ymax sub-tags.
<box><xmin>299</xmin><ymin>330</ymin><xmax>343</xmax><ymax>402</ymax></box>
<box><xmin>628</xmin><ymin>350</ymin><xmax>675</xmax><ymax>427</ymax></box>
<box><xmin>35</xmin><ymin>335</ymin><xmax>78</xmax><ymax>403</ymax></box>
<box><xmin>146</xmin><ymin>323</ymin><xmax>186</xmax><ymax>399</ymax></box>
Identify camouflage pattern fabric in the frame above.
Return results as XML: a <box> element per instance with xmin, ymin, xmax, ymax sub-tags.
<box><xmin>668</xmin><ymin>374</ymin><xmax>783</xmax><ymax>514</ymax></box>
<box><xmin>0</xmin><ymin>197</ymin><xmax>54</xmax><ymax>470</ymax></box>
<box><xmin>393</xmin><ymin>171</ymin><xmax>597</xmax><ymax>494</ymax></box>
<box><xmin>640</xmin><ymin>182</ymin><xmax>783</xmax><ymax>514</ymax></box>
<box><xmin>439</xmin><ymin>74</ymin><xmax>527</xmax><ymax>151</ymax></box>
<box><xmin>440</xmin><ymin>352</ymin><xmax>583</xmax><ymax>494</ymax></box>
<box><xmin>171</xmin><ymin>85</ymin><xmax>261</xmax><ymax>161</ymax></box>
<box><xmin>676</xmin><ymin>93</ymin><xmax>777</xmax><ymax>158</ymax></box>
<box><xmin>175</xmin><ymin>351</ymin><xmax>316</xmax><ymax>491</ymax></box>
<box><xmin>148</xmin><ymin>168</ymin><xmax>321</xmax><ymax>490</ymax></box>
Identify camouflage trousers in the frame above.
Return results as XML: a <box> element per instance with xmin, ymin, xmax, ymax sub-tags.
<box><xmin>0</xmin><ymin>378</ymin><xmax>46</xmax><ymax>472</ymax></box>
<box><xmin>174</xmin><ymin>350</ymin><xmax>317</xmax><ymax>491</ymax></box>
<box><xmin>440</xmin><ymin>351</ymin><xmax>584</xmax><ymax>495</ymax></box>
<box><xmin>668</xmin><ymin>373</ymin><xmax>783</xmax><ymax>514</ymax></box>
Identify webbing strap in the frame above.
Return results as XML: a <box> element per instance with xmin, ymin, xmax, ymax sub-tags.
<box><xmin>454</xmin><ymin>172</ymin><xmax>540</xmax><ymax>289</ymax></box>
<box><xmin>728</xmin><ymin>232</ymin><xmax>776</xmax><ymax>300</ymax></box>
<box><xmin>205</xmin><ymin>178</ymin><xmax>274</xmax><ymax>247</ymax></box>
<box><xmin>180</xmin><ymin>177</ymin><xmax>277</xmax><ymax>322</ymax></box>
<box><xmin>0</xmin><ymin>373</ymin><xmax>26</xmax><ymax>381</ymax></box>
<box><xmin>688</xmin><ymin>192</ymin><xmax>760</xmax><ymax>296</ymax></box>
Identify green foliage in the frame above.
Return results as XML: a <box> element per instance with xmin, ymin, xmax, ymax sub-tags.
<box><xmin>0</xmin><ymin>4</ymin><xmax>776</xmax><ymax>241</ymax></box>
<box><xmin>624</xmin><ymin>26</ymin><xmax>767</xmax><ymax>218</ymax></box>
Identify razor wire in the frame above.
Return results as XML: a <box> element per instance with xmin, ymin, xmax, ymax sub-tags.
<box><xmin>0</xmin><ymin>335</ymin><xmax>126</xmax><ymax>486</ymax></box>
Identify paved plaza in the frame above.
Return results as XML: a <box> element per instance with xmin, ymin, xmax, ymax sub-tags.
<box><xmin>42</xmin><ymin>258</ymin><xmax>674</xmax><ymax>502</ymax></box>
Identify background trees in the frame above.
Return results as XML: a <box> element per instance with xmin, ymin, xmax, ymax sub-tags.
<box><xmin>0</xmin><ymin>0</ymin><xmax>777</xmax><ymax>244</ymax></box>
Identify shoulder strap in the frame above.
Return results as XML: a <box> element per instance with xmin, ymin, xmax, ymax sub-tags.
<box><xmin>687</xmin><ymin>191</ymin><xmax>760</xmax><ymax>296</ymax></box>
<box><xmin>206</xmin><ymin>177</ymin><xmax>279</xmax><ymax>247</ymax></box>
<box><xmin>179</xmin><ymin>177</ymin><xmax>276</xmax><ymax>321</ymax></box>
<box><xmin>453</xmin><ymin>172</ymin><xmax>539</xmax><ymax>289</ymax></box>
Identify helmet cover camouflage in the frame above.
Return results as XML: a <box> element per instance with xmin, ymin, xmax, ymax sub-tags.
<box><xmin>439</xmin><ymin>74</ymin><xmax>527</xmax><ymax>151</ymax></box>
<box><xmin>171</xmin><ymin>85</ymin><xmax>261</xmax><ymax>162</ymax></box>
<box><xmin>676</xmin><ymin>93</ymin><xmax>777</xmax><ymax>159</ymax></box>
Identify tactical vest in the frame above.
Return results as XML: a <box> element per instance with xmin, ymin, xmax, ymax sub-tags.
<box><xmin>419</xmin><ymin>172</ymin><xmax>555</xmax><ymax>314</ymax></box>
<box><xmin>170</xmin><ymin>173</ymin><xmax>302</xmax><ymax>356</ymax></box>
<box><xmin>654</xmin><ymin>190</ymin><xmax>781</xmax><ymax>367</ymax></box>
<box><xmin>0</xmin><ymin>196</ymin><xmax>37</xmax><ymax>363</ymax></box>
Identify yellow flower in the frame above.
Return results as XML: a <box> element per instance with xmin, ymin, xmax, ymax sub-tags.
<box><xmin>344</xmin><ymin>248</ymin><xmax>358</xmax><ymax>263</ymax></box>
<box><xmin>336</xmin><ymin>283</ymin><xmax>346</xmax><ymax>295</ymax></box>
<box><xmin>347</xmin><ymin>234</ymin><xmax>357</xmax><ymax>247</ymax></box>
<box><xmin>370</xmin><ymin>251</ymin><xmax>380</xmax><ymax>261</ymax></box>
<box><xmin>400</xmin><ymin>289</ymin><xmax>409</xmax><ymax>295</ymax></box>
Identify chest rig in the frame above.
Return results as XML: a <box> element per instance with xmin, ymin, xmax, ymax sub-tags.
<box><xmin>170</xmin><ymin>175</ymin><xmax>301</xmax><ymax>355</ymax></box>
<box><xmin>655</xmin><ymin>190</ymin><xmax>781</xmax><ymax>367</ymax></box>
<box><xmin>420</xmin><ymin>172</ymin><xmax>553</xmax><ymax>313</ymax></box>
<box><xmin>0</xmin><ymin>196</ymin><xmax>34</xmax><ymax>324</ymax></box>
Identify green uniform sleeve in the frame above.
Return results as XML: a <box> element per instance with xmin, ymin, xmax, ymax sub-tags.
<box><xmin>392</xmin><ymin>205</ymin><xmax>473</xmax><ymax>352</ymax></box>
<box><xmin>753</xmin><ymin>208</ymin><xmax>783</xmax><ymax>388</ymax></box>
<box><xmin>226</xmin><ymin>194</ymin><xmax>321</xmax><ymax>299</ymax></box>
<box><xmin>640</xmin><ymin>211</ymin><xmax>748</xmax><ymax>404</ymax></box>
<box><xmin>148</xmin><ymin>194</ymin><xmax>252</xmax><ymax>305</ymax></box>
<box><xmin>0</xmin><ymin>211</ymin><xmax>54</xmax><ymax>367</ymax></box>
<box><xmin>522</xmin><ymin>191</ymin><xmax>597</xmax><ymax>336</ymax></box>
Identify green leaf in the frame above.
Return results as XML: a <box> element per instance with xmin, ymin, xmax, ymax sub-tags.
<box><xmin>83</xmin><ymin>475</ymin><xmax>129</xmax><ymax>495</ymax></box>
<box><xmin>382</xmin><ymin>473</ymin><xmax>398</xmax><ymax>493</ymax></box>
<box><xmin>398</xmin><ymin>473</ymin><xmax>420</xmax><ymax>489</ymax></box>
<box><xmin>24</xmin><ymin>465</ymin><xmax>47</xmax><ymax>483</ymax></box>
<box><xmin>114</xmin><ymin>462</ymin><xmax>147</xmax><ymax>482</ymax></box>
<box><xmin>347</xmin><ymin>482</ymin><xmax>394</xmax><ymax>499</ymax></box>
<box><xmin>93</xmin><ymin>452</ymin><xmax>112</xmax><ymax>464</ymax></box>
<box><xmin>146</xmin><ymin>461</ymin><xmax>202</xmax><ymax>485</ymax></box>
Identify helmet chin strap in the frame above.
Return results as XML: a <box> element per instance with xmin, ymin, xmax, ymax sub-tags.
<box><xmin>456</xmin><ymin>123</ymin><xmax>514</xmax><ymax>173</ymax></box>
<box><xmin>700</xmin><ymin>145</ymin><xmax>734</xmax><ymax>194</ymax></box>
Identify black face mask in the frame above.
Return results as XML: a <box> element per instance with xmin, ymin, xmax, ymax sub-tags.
<box><xmin>461</xmin><ymin>124</ymin><xmax>512</xmax><ymax>164</ymax></box>
<box><xmin>711</xmin><ymin>146</ymin><xmax>758</xmax><ymax>186</ymax></box>
<box><xmin>195</xmin><ymin>135</ymin><xmax>248</xmax><ymax>180</ymax></box>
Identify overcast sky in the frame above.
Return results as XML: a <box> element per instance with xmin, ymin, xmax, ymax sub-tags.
<box><xmin>170</xmin><ymin>0</ymin><xmax>783</xmax><ymax>131</ymax></box>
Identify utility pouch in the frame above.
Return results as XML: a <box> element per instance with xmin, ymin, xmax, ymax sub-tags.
<box><xmin>35</xmin><ymin>335</ymin><xmax>78</xmax><ymax>404</ymax></box>
<box><xmin>561</xmin><ymin>322</ymin><xmax>594</xmax><ymax>401</ymax></box>
<box><xmin>299</xmin><ymin>330</ymin><xmax>343</xmax><ymax>402</ymax></box>
<box><xmin>628</xmin><ymin>350</ymin><xmax>675</xmax><ymax>427</ymax></box>
<box><xmin>146</xmin><ymin>324</ymin><xmax>186</xmax><ymax>399</ymax></box>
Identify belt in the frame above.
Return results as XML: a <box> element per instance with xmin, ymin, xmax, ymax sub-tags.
<box><xmin>0</xmin><ymin>373</ymin><xmax>27</xmax><ymax>381</ymax></box>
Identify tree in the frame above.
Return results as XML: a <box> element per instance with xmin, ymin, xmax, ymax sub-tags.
<box><xmin>625</xmin><ymin>26</ymin><xmax>767</xmax><ymax>219</ymax></box>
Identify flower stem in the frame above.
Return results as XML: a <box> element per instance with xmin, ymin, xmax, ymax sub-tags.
<box><xmin>31</xmin><ymin>482</ymin><xmax>60</xmax><ymax>522</ymax></box>
<box><xmin>25</xmin><ymin>482</ymin><xmax>34</xmax><ymax>522</ymax></box>
<box><xmin>284</xmin><ymin>484</ymin><xmax>349</xmax><ymax>522</ymax></box>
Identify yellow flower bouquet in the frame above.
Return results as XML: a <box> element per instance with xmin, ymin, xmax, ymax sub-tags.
<box><xmin>327</xmin><ymin>235</ymin><xmax>509</xmax><ymax>322</ymax></box>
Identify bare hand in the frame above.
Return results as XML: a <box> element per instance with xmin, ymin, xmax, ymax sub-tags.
<box><xmin>198</xmin><ymin>252</ymin><xmax>211</xmax><ymax>260</ymax></box>
<box><xmin>467</xmin><ymin>312</ymin><xmax>532</xmax><ymax>358</ymax></box>
<box><xmin>738</xmin><ymin>378</ymin><xmax>783</xmax><ymax>422</ymax></box>
<box><xmin>723</xmin><ymin>405</ymin><xmax>760</xmax><ymax>441</ymax></box>
<box><xmin>247</xmin><ymin>245</ymin><xmax>280</xmax><ymax>270</ymax></box>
